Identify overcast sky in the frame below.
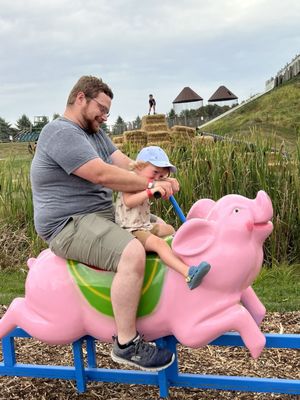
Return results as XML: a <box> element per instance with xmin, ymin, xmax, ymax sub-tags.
<box><xmin>0</xmin><ymin>0</ymin><xmax>299</xmax><ymax>128</ymax></box>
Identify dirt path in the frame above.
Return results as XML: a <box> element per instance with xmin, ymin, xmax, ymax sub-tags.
<box><xmin>0</xmin><ymin>309</ymin><xmax>299</xmax><ymax>399</ymax></box>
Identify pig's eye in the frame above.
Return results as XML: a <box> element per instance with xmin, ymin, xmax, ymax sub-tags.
<box><xmin>233</xmin><ymin>208</ymin><xmax>240</xmax><ymax>213</ymax></box>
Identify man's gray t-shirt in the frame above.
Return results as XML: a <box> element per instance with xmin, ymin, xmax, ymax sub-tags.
<box><xmin>30</xmin><ymin>117</ymin><xmax>117</xmax><ymax>242</ymax></box>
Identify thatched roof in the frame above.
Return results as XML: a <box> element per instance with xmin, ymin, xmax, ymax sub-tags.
<box><xmin>173</xmin><ymin>87</ymin><xmax>203</xmax><ymax>103</ymax></box>
<box><xmin>208</xmin><ymin>86</ymin><xmax>238</xmax><ymax>102</ymax></box>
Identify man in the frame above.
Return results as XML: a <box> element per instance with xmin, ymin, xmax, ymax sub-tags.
<box><xmin>30</xmin><ymin>76</ymin><xmax>179</xmax><ymax>371</ymax></box>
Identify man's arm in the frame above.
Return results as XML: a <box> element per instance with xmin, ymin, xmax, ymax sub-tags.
<box><xmin>110</xmin><ymin>149</ymin><xmax>132</xmax><ymax>169</ymax></box>
<box><xmin>73</xmin><ymin>158</ymin><xmax>147</xmax><ymax>192</ymax></box>
<box><xmin>73</xmin><ymin>157</ymin><xmax>177</xmax><ymax>196</ymax></box>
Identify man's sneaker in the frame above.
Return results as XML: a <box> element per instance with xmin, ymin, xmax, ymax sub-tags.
<box><xmin>186</xmin><ymin>261</ymin><xmax>211</xmax><ymax>290</ymax></box>
<box><xmin>111</xmin><ymin>334</ymin><xmax>175</xmax><ymax>371</ymax></box>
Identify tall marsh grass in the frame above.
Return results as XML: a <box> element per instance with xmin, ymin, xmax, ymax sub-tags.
<box><xmin>0</xmin><ymin>158</ymin><xmax>44</xmax><ymax>261</ymax></box>
<box><xmin>147</xmin><ymin>135</ymin><xmax>300</xmax><ymax>266</ymax></box>
<box><xmin>1</xmin><ymin>136</ymin><xmax>300</xmax><ymax>267</ymax></box>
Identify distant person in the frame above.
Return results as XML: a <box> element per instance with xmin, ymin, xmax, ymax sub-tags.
<box><xmin>148</xmin><ymin>94</ymin><xmax>156</xmax><ymax>115</ymax></box>
<box><xmin>115</xmin><ymin>146</ymin><xmax>211</xmax><ymax>289</ymax></box>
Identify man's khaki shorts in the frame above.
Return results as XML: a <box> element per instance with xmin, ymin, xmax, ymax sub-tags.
<box><xmin>49</xmin><ymin>208</ymin><xmax>134</xmax><ymax>272</ymax></box>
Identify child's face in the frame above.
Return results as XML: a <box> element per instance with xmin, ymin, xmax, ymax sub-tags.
<box><xmin>138</xmin><ymin>163</ymin><xmax>169</xmax><ymax>180</ymax></box>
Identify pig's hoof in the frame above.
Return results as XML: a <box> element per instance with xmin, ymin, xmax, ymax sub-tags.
<box><xmin>250</xmin><ymin>335</ymin><xmax>266</xmax><ymax>359</ymax></box>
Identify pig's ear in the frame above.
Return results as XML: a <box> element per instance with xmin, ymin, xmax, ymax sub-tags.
<box><xmin>172</xmin><ymin>218</ymin><xmax>215</xmax><ymax>257</ymax></box>
<box><xmin>187</xmin><ymin>199</ymin><xmax>215</xmax><ymax>220</ymax></box>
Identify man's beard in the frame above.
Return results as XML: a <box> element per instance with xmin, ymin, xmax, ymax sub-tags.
<box><xmin>82</xmin><ymin>107</ymin><xmax>101</xmax><ymax>134</ymax></box>
<box><xmin>85</xmin><ymin>119</ymin><xmax>100</xmax><ymax>134</ymax></box>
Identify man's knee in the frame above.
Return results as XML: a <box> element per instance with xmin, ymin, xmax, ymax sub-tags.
<box><xmin>118</xmin><ymin>238</ymin><xmax>146</xmax><ymax>274</ymax></box>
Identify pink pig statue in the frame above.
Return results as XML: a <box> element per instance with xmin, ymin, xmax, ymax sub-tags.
<box><xmin>0</xmin><ymin>191</ymin><xmax>273</xmax><ymax>359</ymax></box>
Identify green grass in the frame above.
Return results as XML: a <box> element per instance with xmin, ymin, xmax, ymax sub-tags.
<box><xmin>0</xmin><ymin>265</ymin><xmax>299</xmax><ymax>311</ymax></box>
<box><xmin>0</xmin><ymin>142</ymin><xmax>32</xmax><ymax>160</ymax></box>
<box><xmin>253</xmin><ymin>264</ymin><xmax>300</xmax><ymax>312</ymax></box>
<box><xmin>0</xmin><ymin>269</ymin><xmax>27</xmax><ymax>305</ymax></box>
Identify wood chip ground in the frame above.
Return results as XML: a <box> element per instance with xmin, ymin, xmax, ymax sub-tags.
<box><xmin>0</xmin><ymin>308</ymin><xmax>299</xmax><ymax>399</ymax></box>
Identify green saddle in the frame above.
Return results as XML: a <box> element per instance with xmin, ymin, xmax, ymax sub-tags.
<box><xmin>67</xmin><ymin>236</ymin><xmax>172</xmax><ymax>318</ymax></box>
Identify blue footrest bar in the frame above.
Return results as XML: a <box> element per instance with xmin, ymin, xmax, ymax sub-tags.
<box><xmin>0</xmin><ymin>329</ymin><xmax>299</xmax><ymax>397</ymax></box>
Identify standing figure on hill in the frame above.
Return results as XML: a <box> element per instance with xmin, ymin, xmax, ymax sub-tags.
<box><xmin>115</xmin><ymin>145</ymin><xmax>211</xmax><ymax>289</ymax></box>
<box><xmin>148</xmin><ymin>94</ymin><xmax>156</xmax><ymax>115</ymax></box>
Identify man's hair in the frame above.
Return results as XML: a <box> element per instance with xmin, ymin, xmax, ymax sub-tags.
<box><xmin>67</xmin><ymin>75</ymin><xmax>114</xmax><ymax>105</ymax></box>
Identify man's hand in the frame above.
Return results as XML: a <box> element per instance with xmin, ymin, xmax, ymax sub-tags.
<box><xmin>164</xmin><ymin>177</ymin><xmax>180</xmax><ymax>194</ymax></box>
<box><xmin>154</xmin><ymin>178</ymin><xmax>180</xmax><ymax>199</ymax></box>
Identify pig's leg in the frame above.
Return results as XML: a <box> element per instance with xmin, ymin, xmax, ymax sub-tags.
<box><xmin>231</xmin><ymin>305</ymin><xmax>266</xmax><ymax>358</ymax></box>
<box><xmin>0</xmin><ymin>298</ymin><xmax>60</xmax><ymax>342</ymax></box>
<box><xmin>241</xmin><ymin>286</ymin><xmax>266</xmax><ymax>325</ymax></box>
<box><xmin>0</xmin><ymin>298</ymin><xmax>24</xmax><ymax>337</ymax></box>
<box><xmin>177</xmin><ymin>305</ymin><xmax>265</xmax><ymax>359</ymax></box>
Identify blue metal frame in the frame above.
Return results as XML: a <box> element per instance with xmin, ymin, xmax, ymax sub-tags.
<box><xmin>1</xmin><ymin>329</ymin><xmax>299</xmax><ymax>397</ymax></box>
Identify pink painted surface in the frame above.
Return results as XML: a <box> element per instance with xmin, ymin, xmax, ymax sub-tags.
<box><xmin>0</xmin><ymin>191</ymin><xmax>273</xmax><ymax>359</ymax></box>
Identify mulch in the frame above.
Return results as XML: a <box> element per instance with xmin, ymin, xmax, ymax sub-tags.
<box><xmin>0</xmin><ymin>307</ymin><xmax>299</xmax><ymax>399</ymax></box>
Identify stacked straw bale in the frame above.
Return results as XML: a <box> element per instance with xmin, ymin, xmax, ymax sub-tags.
<box><xmin>112</xmin><ymin>115</ymin><xmax>201</xmax><ymax>149</ymax></box>
<box><xmin>111</xmin><ymin>135</ymin><xmax>124</xmax><ymax>150</ymax></box>
<box><xmin>141</xmin><ymin>114</ymin><xmax>171</xmax><ymax>146</ymax></box>
<box><xmin>169</xmin><ymin>125</ymin><xmax>196</xmax><ymax>145</ymax></box>
<box><xmin>123</xmin><ymin>130</ymin><xmax>147</xmax><ymax>146</ymax></box>
<box><xmin>192</xmin><ymin>135</ymin><xmax>215</xmax><ymax>146</ymax></box>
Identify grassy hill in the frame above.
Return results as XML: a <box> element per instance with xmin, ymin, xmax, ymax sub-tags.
<box><xmin>0</xmin><ymin>142</ymin><xmax>32</xmax><ymax>160</ymax></box>
<box><xmin>201</xmin><ymin>75</ymin><xmax>300</xmax><ymax>152</ymax></box>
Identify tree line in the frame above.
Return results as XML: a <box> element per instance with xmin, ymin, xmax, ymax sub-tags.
<box><xmin>0</xmin><ymin>103</ymin><xmax>235</xmax><ymax>141</ymax></box>
<box><xmin>0</xmin><ymin>114</ymin><xmax>60</xmax><ymax>141</ymax></box>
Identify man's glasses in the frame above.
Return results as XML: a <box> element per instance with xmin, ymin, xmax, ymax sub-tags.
<box><xmin>90</xmin><ymin>98</ymin><xmax>110</xmax><ymax>117</ymax></box>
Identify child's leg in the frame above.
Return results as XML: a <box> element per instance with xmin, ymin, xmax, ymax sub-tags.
<box><xmin>144</xmin><ymin>234</ymin><xmax>188</xmax><ymax>277</ymax></box>
<box><xmin>145</xmin><ymin>232</ymin><xmax>211</xmax><ymax>290</ymax></box>
<box><xmin>151</xmin><ymin>223</ymin><xmax>175</xmax><ymax>238</ymax></box>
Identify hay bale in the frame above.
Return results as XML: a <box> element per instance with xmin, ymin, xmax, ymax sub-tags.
<box><xmin>170</xmin><ymin>125</ymin><xmax>196</xmax><ymax>135</ymax></box>
<box><xmin>192</xmin><ymin>135</ymin><xmax>215</xmax><ymax>145</ymax></box>
<box><xmin>143</xmin><ymin>123</ymin><xmax>169</xmax><ymax>132</ymax></box>
<box><xmin>111</xmin><ymin>135</ymin><xmax>124</xmax><ymax>145</ymax></box>
<box><xmin>147</xmin><ymin>131</ymin><xmax>170</xmax><ymax>141</ymax></box>
<box><xmin>124</xmin><ymin>130</ymin><xmax>147</xmax><ymax>145</ymax></box>
<box><xmin>169</xmin><ymin>126</ymin><xmax>196</xmax><ymax>145</ymax></box>
<box><xmin>124</xmin><ymin>130</ymin><xmax>146</xmax><ymax>139</ymax></box>
<box><xmin>114</xmin><ymin>143</ymin><xmax>124</xmax><ymax>150</ymax></box>
<box><xmin>141</xmin><ymin>114</ymin><xmax>169</xmax><ymax>131</ymax></box>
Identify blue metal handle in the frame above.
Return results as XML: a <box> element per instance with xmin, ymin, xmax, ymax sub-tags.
<box><xmin>169</xmin><ymin>195</ymin><xmax>186</xmax><ymax>223</ymax></box>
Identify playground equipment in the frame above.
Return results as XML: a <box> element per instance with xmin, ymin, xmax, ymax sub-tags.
<box><xmin>0</xmin><ymin>191</ymin><xmax>299</xmax><ymax>396</ymax></box>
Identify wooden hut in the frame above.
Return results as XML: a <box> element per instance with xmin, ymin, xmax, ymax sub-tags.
<box><xmin>172</xmin><ymin>87</ymin><xmax>203</xmax><ymax>113</ymax></box>
<box><xmin>208</xmin><ymin>85</ymin><xmax>238</xmax><ymax>106</ymax></box>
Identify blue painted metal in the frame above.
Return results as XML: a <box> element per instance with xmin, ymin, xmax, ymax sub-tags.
<box><xmin>72</xmin><ymin>339</ymin><xmax>86</xmax><ymax>392</ymax></box>
<box><xmin>86</xmin><ymin>337</ymin><xmax>97</xmax><ymax>368</ymax></box>
<box><xmin>0</xmin><ymin>329</ymin><xmax>299</xmax><ymax>397</ymax></box>
<box><xmin>169</xmin><ymin>195</ymin><xmax>186</xmax><ymax>223</ymax></box>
